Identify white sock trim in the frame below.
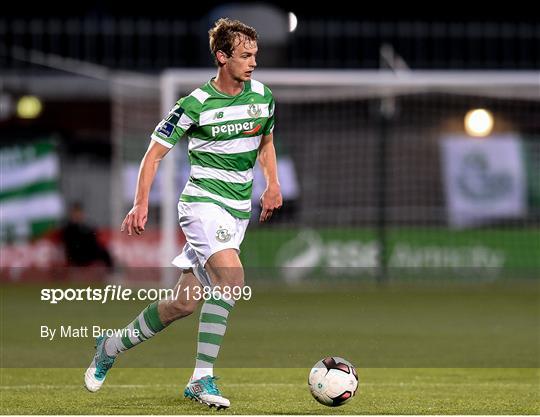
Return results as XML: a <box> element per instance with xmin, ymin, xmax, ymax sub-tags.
<box><xmin>104</xmin><ymin>337</ymin><xmax>120</xmax><ymax>357</ymax></box>
<box><xmin>192</xmin><ymin>361</ymin><xmax>214</xmax><ymax>381</ymax></box>
<box><xmin>138</xmin><ymin>312</ymin><xmax>155</xmax><ymax>339</ymax></box>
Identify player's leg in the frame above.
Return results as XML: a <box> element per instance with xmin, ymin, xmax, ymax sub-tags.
<box><xmin>84</xmin><ymin>269</ymin><xmax>202</xmax><ymax>392</ymax></box>
<box><xmin>192</xmin><ymin>248</ymin><xmax>243</xmax><ymax>379</ymax></box>
<box><xmin>178</xmin><ymin>202</ymin><xmax>249</xmax><ymax>408</ymax></box>
<box><xmin>184</xmin><ymin>248</ymin><xmax>244</xmax><ymax>409</ymax></box>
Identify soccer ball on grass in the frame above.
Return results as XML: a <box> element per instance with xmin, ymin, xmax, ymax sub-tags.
<box><xmin>308</xmin><ymin>356</ymin><xmax>358</xmax><ymax>406</ymax></box>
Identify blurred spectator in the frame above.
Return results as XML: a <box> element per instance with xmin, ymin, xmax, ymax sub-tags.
<box><xmin>61</xmin><ymin>202</ymin><xmax>114</xmax><ymax>270</ymax></box>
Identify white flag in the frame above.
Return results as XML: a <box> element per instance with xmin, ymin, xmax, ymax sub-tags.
<box><xmin>441</xmin><ymin>134</ymin><xmax>526</xmax><ymax>228</ymax></box>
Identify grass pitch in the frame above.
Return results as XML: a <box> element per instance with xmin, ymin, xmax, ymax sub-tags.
<box><xmin>1</xmin><ymin>368</ymin><xmax>538</xmax><ymax>414</ymax></box>
<box><xmin>1</xmin><ymin>281</ymin><xmax>539</xmax><ymax>414</ymax></box>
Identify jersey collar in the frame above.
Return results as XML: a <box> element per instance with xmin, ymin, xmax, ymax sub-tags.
<box><xmin>207</xmin><ymin>78</ymin><xmax>248</xmax><ymax>98</ymax></box>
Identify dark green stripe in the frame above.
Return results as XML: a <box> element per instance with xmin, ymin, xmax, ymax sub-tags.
<box><xmin>208</xmin><ymin>297</ymin><xmax>234</xmax><ymax>312</ymax></box>
<box><xmin>198</xmin><ymin>332</ymin><xmax>224</xmax><ymax>345</ymax></box>
<box><xmin>0</xmin><ymin>180</ymin><xmax>58</xmax><ymax>201</ymax></box>
<box><xmin>166</xmin><ymin>106</ymin><xmax>183</xmax><ymax>125</ymax></box>
<box><xmin>179</xmin><ymin>195</ymin><xmax>251</xmax><ymax>219</ymax></box>
<box><xmin>33</xmin><ymin>141</ymin><xmax>57</xmax><ymax>157</ymax></box>
<box><xmin>190</xmin><ymin>177</ymin><xmax>252</xmax><ymax>201</ymax></box>
<box><xmin>200</xmin><ymin>313</ymin><xmax>228</xmax><ymax>326</ymax></box>
<box><xmin>121</xmin><ymin>334</ymin><xmax>134</xmax><ymax>349</ymax></box>
<box><xmin>143</xmin><ymin>302</ymin><xmax>165</xmax><ymax>333</ymax></box>
<box><xmin>263</xmin><ymin>119</ymin><xmax>274</xmax><ymax>135</ymax></box>
<box><xmin>178</xmin><ymin>96</ymin><xmax>202</xmax><ymax>123</ymax></box>
<box><xmin>30</xmin><ymin>218</ymin><xmax>59</xmax><ymax>238</ymax></box>
<box><xmin>189</xmin><ymin>149</ymin><xmax>258</xmax><ymax>171</ymax></box>
<box><xmin>196</xmin><ymin>352</ymin><xmax>216</xmax><ymax>364</ymax></box>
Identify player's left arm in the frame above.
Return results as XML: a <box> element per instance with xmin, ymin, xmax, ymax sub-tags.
<box><xmin>257</xmin><ymin>132</ymin><xmax>283</xmax><ymax>222</ymax></box>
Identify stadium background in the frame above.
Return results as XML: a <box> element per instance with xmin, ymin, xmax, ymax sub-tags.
<box><xmin>0</xmin><ymin>2</ymin><xmax>539</xmax><ymax>414</ymax></box>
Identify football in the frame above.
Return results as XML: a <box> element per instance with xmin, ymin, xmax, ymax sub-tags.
<box><xmin>308</xmin><ymin>356</ymin><xmax>359</xmax><ymax>406</ymax></box>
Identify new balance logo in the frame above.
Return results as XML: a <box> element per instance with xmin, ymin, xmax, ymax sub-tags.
<box><xmin>214</xmin><ymin>111</ymin><xmax>224</xmax><ymax>120</ymax></box>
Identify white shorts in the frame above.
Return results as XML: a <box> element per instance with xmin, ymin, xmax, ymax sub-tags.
<box><xmin>171</xmin><ymin>201</ymin><xmax>249</xmax><ymax>286</ymax></box>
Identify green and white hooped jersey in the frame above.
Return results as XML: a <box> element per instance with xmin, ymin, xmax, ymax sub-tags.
<box><xmin>151</xmin><ymin>78</ymin><xmax>275</xmax><ymax>219</ymax></box>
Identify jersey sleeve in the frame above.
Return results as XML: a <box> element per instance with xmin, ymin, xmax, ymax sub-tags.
<box><xmin>263</xmin><ymin>94</ymin><xmax>275</xmax><ymax>136</ymax></box>
<box><xmin>150</xmin><ymin>97</ymin><xmax>199</xmax><ymax>148</ymax></box>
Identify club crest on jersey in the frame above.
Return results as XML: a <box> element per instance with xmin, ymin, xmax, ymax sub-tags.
<box><xmin>247</xmin><ymin>104</ymin><xmax>261</xmax><ymax>118</ymax></box>
<box><xmin>216</xmin><ymin>226</ymin><xmax>232</xmax><ymax>243</ymax></box>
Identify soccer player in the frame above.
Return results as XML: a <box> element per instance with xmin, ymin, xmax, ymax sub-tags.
<box><xmin>84</xmin><ymin>18</ymin><xmax>282</xmax><ymax>409</ymax></box>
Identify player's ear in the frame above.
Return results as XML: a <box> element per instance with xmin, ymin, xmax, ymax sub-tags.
<box><xmin>216</xmin><ymin>50</ymin><xmax>228</xmax><ymax>65</ymax></box>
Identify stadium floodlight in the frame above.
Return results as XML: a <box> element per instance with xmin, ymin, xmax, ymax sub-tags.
<box><xmin>16</xmin><ymin>95</ymin><xmax>42</xmax><ymax>119</ymax></box>
<box><xmin>465</xmin><ymin>108</ymin><xmax>494</xmax><ymax>137</ymax></box>
<box><xmin>288</xmin><ymin>12</ymin><xmax>298</xmax><ymax>32</ymax></box>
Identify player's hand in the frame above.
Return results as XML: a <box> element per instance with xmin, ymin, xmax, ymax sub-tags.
<box><xmin>259</xmin><ymin>184</ymin><xmax>282</xmax><ymax>223</ymax></box>
<box><xmin>121</xmin><ymin>204</ymin><xmax>148</xmax><ymax>236</ymax></box>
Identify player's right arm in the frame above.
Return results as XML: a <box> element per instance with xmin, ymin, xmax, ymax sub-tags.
<box><xmin>121</xmin><ymin>141</ymin><xmax>171</xmax><ymax>236</ymax></box>
<box><xmin>121</xmin><ymin>95</ymin><xmax>200</xmax><ymax>235</ymax></box>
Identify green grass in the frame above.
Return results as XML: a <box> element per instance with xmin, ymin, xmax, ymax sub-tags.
<box><xmin>1</xmin><ymin>368</ymin><xmax>538</xmax><ymax>414</ymax></box>
<box><xmin>1</xmin><ymin>282</ymin><xmax>539</xmax><ymax>414</ymax></box>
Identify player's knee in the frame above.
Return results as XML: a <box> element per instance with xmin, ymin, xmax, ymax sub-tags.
<box><xmin>217</xmin><ymin>269</ymin><xmax>244</xmax><ymax>290</ymax></box>
<box><xmin>166</xmin><ymin>299</ymin><xmax>196</xmax><ymax>320</ymax></box>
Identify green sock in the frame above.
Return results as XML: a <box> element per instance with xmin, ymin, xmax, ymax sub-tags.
<box><xmin>192</xmin><ymin>295</ymin><xmax>235</xmax><ymax>380</ymax></box>
<box><xmin>105</xmin><ymin>301</ymin><xmax>166</xmax><ymax>357</ymax></box>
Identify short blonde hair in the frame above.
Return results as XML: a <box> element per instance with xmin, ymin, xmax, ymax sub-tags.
<box><xmin>208</xmin><ymin>18</ymin><xmax>258</xmax><ymax>65</ymax></box>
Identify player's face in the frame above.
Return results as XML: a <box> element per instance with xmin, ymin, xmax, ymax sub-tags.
<box><xmin>227</xmin><ymin>37</ymin><xmax>258</xmax><ymax>82</ymax></box>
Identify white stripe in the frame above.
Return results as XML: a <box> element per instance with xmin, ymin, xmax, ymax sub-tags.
<box><xmin>197</xmin><ymin>342</ymin><xmax>220</xmax><ymax>357</ymax></box>
<box><xmin>250</xmin><ymin>79</ymin><xmax>265</xmax><ymax>96</ymax></box>
<box><xmin>199</xmin><ymin>104</ymin><xmax>269</xmax><ymax>126</ymax></box>
<box><xmin>182</xmin><ymin>182</ymin><xmax>251</xmax><ymax>211</ymax></box>
<box><xmin>199</xmin><ymin>322</ymin><xmax>227</xmax><ymax>336</ymax></box>
<box><xmin>178</xmin><ymin>113</ymin><xmax>195</xmax><ymax>130</ymax></box>
<box><xmin>202</xmin><ymin>303</ymin><xmax>230</xmax><ymax>318</ymax></box>
<box><xmin>151</xmin><ymin>134</ymin><xmax>174</xmax><ymax>148</ymax></box>
<box><xmin>1</xmin><ymin>154</ymin><xmax>58</xmax><ymax>191</ymax></box>
<box><xmin>194</xmin><ymin>361</ymin><xmax>213</xmax><ymax>372</ymax></box>
<box><xmin>190</xmin><ymin>165</ymin><xmax>253</xmax><ymax>184</ymax></box>
<box><xmin>189</xmin><ymin>135</ymin><xmax>261</xmax><ymax>154</ymax></box>
<box><xmin>0</xmin><ymin>193</ymin><xmax>63</xmax><ymax>223</ymax></box>
<box><xmin>127</xmin><ymin>323</ymin><xmax>140</xmax><ymax>345</ymax></box>
<box><xmin>137</xmin><ymin>312</ymin><xmax>154</xmax><ymax>339</ymax></box>
<box><xmin>190</xmin><ymin>88</ymin><xmax>210</xmax><ymax>104</ymax></box>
